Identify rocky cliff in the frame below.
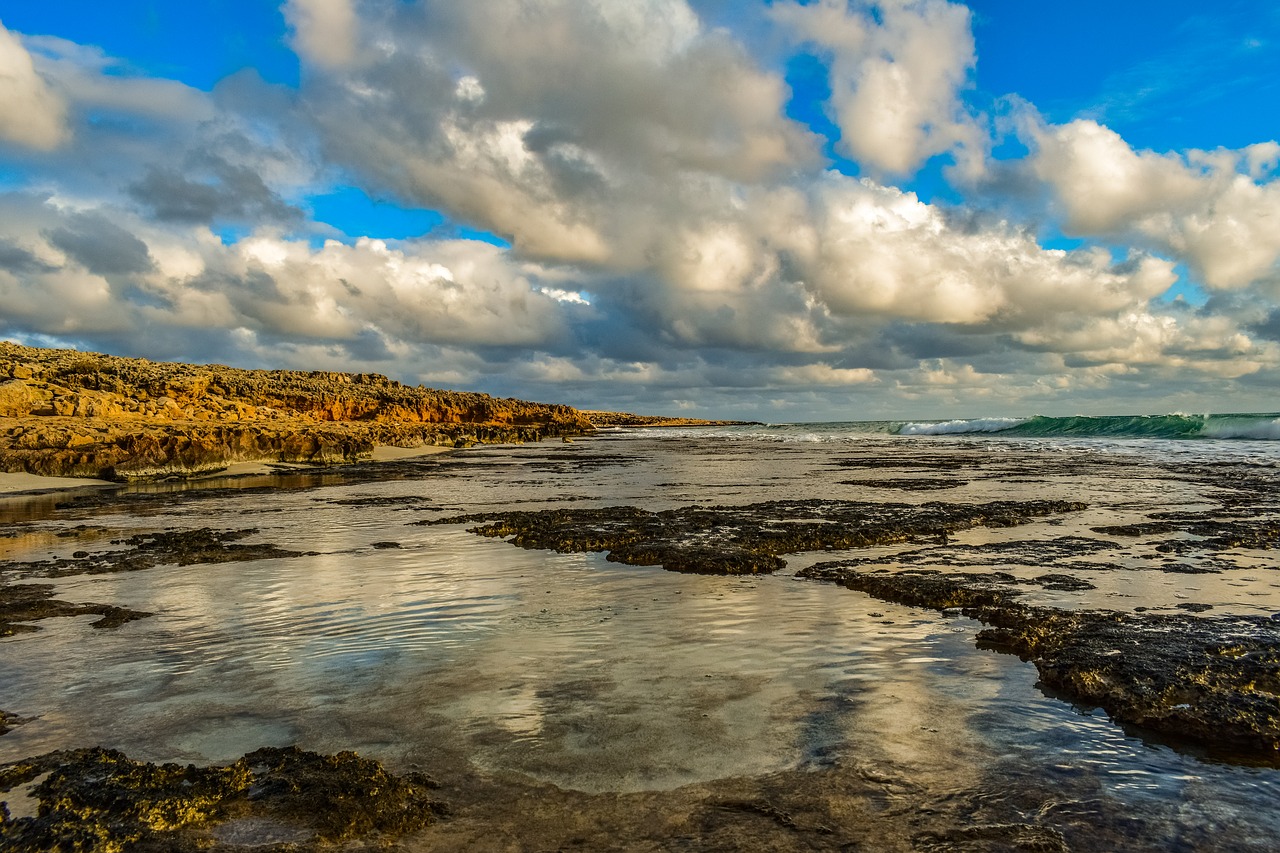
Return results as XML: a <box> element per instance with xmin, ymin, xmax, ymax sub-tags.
<box><xmin>0</xmin><ymin>343</ymin><xmax>593</xmax><ymax>481</ymax></box>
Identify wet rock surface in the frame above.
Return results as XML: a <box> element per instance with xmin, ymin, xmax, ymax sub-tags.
<box><xmin>0</xmin><ymin>712</ymin><xmax>25</xmax><ymax>737</ymax></box>
<box><xmin>0</xmin><ymin>746</ymin><xmax>446</xmax><ymax>852</ymax></box>
<box><xmin>0</xmin><ymin>582</ymin><xmax>151</xmax><ymax>637</ymax></box>
<box><xmin>800</xmin><ymin>563</ymin><xmax>1280</xmax><ymax>758</ymax></box>
<box><xmin>824</xmin><ymin>534</ymin><xmax>1259</xmax><ymax>576</ymax></box>
<box><xmin>433</xmin><ymin>498</ymin><xmax>1088</xmax><ymax>575</ymax></box>
<box><xmin>1094</xmin><ymin>514</ymin><xmax>1280</xmax><ymax>553</ymax></box>
<box><xmin>840</xmin><ymin>477</ymin><xmax>967</xmax><ymax>490</ymax></box>
<box><xmin>399</xmin><ymin>751</ymin><xmax>1204</xmax><ymax>853</ymax></box>
<box><xmin>0</xmin><ymin>743</ymin><xmax>1211</xmax><ymax>852</ymax></box>
<box><xmin>0</xmin><ymin>528</ymin><xmax>311</xmax><ymax>580</ymax></box>
<box><xmin>0</xmin><ymin>528</ymin><xmax>310</xmax><ymax>633</ymax></box>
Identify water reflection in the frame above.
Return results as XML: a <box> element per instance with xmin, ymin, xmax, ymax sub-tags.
<box><xmin>1</xmin><ymin>433</ymin><xmax>1278</xmax><ymax>845</ymax></box>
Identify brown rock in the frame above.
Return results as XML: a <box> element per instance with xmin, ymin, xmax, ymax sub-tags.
<box><xmin>0</xmin><ymin>380</ymin><xmax>33</xmax><ymax>417</ymax></box>
<box><xmin>0</xmin><ymin>342</ymin><xmax>597</xmax><ymax>480</ymax></box>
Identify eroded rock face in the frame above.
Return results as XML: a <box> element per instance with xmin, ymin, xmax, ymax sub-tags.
<box><xmin>0</xmin><ymin>746</ymin><xmax>446</xmax><ymax>852</ymax></box>
<box><xmin>0</xmin><ymin>342</ymin><xmax>595</xmax><ymax>480</ymax></box>
<box><xmin>0</xmin><ymin>380</ymin><xmax>34</xmax><ymax>418</ymax></box>
<box><xmin>435</xmin><ymin>499</ymin><xmax>1088</xmax><ymax>575</ymax></box>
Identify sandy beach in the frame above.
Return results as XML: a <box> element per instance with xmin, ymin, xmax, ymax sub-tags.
<box><xmin>0</xmin><ymin>472</ymin><xmax>113</xmax><ymax>495</ymax></box>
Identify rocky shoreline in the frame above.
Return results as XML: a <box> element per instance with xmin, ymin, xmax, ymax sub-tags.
<box><xmin>0</xmin><ymin>343</ymin><xmax>593</xmax><ymax>481</ymax></box>
<box><xmin>3</xmin><ymin>403</ymin><xmax>1280</xmax><ymax>849</ymax></box>
<box><xmin>0</xmin><ymin>746</ymin><xmax>446</xmax><ymax>851</ymax></box>
<box><xmin>445</xmin><ymin>498</ymin><xmax>1280</xmax><ymax>762</ymax></box>
<box><xmin>580</xmin><ymin>410</ymin><xmax>760</xmax><ymax>428</ymax></box>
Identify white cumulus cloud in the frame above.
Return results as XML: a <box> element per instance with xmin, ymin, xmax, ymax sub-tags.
<box><xmin>771</xmin><ymin>0</ymin><xmax>983</xmax><ymax>177</ymax></box>
<box><xmin>284</xmin><ymin>0</ymin><xmax>358</xmax><ymax>70</ymax></box>
<box><xmin>1024</xmin><ymin>115</ymin><xmax>1280</xmax><ymax>290</ymax></box>
<box><xmin>0</xmin><ymin>21</ymin><xmax>68</xmax><ymax>150</ymax></box>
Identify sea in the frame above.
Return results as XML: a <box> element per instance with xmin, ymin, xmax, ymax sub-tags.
<box><xmin>2</xmin><ymin>413</ymin><xmax>1280</xmax><ymax>849</ymax></box>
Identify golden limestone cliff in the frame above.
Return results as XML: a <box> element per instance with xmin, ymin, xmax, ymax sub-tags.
<box><xmin>0</xmin><ymin>343</ymin><xmax>594</xmax><ymax>481</ymax></box>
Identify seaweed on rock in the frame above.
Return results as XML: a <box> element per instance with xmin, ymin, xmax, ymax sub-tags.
<box><xmin>0</xmin><ymin>746</ymin><xmax>446</xmax><ymax>852</ymax></box>
<box><xmin>800</xmin><ymin>563</ymin><xmax>1280</xmax><ymax>757</ymax></box>
<box><xmin>430</xmin><ymin>499</ymin><xmax>1088</xmax><ymax>575</ymax></box>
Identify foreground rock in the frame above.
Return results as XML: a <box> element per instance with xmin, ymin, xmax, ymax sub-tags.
<box><xmin>0</xmin><ymin>342</ymin><xmax>593</xmax><ymax>480</ymax></box>
<box><xmin>0</xmin><ymin>746</ymin><xmax>446</xmax><ymax>851</ymax></box>
<box><xmin>801</xmin><ymin>564</ymin><xmax>1280</xmax><ymax>758</ymax></box>
<box><xmin>433</xmin><ymin>498</ymin><xmax>1088</xmax><ymax>574</ymax></box>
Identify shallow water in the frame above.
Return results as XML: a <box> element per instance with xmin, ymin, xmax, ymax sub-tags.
<box><xmin>2</xmin><ymin>431</ymin><xmax>1279</xmax><ymax>848</ymax></box>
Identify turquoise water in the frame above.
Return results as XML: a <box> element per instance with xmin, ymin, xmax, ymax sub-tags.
<box><xmin>657</xmin><ymin>412</ymin><xmax>1280</xmax><ymax>441</ymax></box>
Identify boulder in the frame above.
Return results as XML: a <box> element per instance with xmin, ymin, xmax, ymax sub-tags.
<box><xmin>0</xmin><ymin>379</ymin><xmax>34</xmax><ymax>418</ymax></box>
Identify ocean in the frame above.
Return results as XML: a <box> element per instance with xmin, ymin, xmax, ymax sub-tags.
<box><xmin>1</xmin><ymin>419</ymin><xmax>1279</xmax><ymax>849</ymax></box>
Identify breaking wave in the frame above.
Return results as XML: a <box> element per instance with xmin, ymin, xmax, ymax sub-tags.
<box><xmin>891</xmin><ymin>413</ymin><xmax>1280</xmax><ymax>441</ymax></box>
<box><xmin>630</xmin><ymin>413</ymin><xmax>1280</xmax><ymax>443</ymax></box>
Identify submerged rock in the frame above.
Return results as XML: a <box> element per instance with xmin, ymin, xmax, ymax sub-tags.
<box><xmin>0</xmin><ymin>710</ymin><xmax>26</xmax><ymax>737</ymax></box>
<box><xmin>0</xmin><ymin>746</ymin><xmax>445</xmax><ymax>852</ymax></box>
<box><xmin>433</xmin><ymin>499</ymin><xmax>1088</xmax><ymax>575</ymax></box>
<box><xmin>801</xmin><ymin>563</ymin><xmax>1280</xmax><ymax>757</ymax></box>
<box><xmin>0</xmin><ymin>528</ymin><xmax>311</xmax><ymax>580</ymax></box>
<box><xmin>0</xmin><ymin>528</ymin><xmax>310</xmax><ymax>633</ymax></box>
<box><xmin>0</xmin><ymin>582</ymin><xmax>151</xmax><ymax>637</ymax></box>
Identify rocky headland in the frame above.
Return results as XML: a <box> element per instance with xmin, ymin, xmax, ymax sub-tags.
<box><xmin>581</xmin><ymin>410</ymin><xmax>758</xmax><ymax>428</ymax></box>
<box><xmin>0</xmin><ymin>342</ymin><xmax>593</xmax><ymax>481</ymax></box>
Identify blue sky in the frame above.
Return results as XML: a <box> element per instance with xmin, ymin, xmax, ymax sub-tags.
<box><xmin>1</xmin><ymin>1</ymin><xmax>1279</xmax><ymax>419</ymax></box>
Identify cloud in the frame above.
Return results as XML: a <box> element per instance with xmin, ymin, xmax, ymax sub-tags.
<box><xmin>302</xmin><ymin>0</ymin><xmax>819</xmax><ymax>263</ymax></box>
<box><xmin>45</xmin><ymin>211</ymin><xmax>155</xmax><ymax>276</ymax></box>
<box><xmin>0</xmin><ymin>193</ymin><xmax>583</xmax><ymax>356</ymax></box>
<box><xmin>1023</xmin><ymin>115</ymin><xmax>1280</xmax><ymax>289</ymax></box>
<box><xmin>771</xmin><ymin>0</ymin><xmax>983</xmax><ymax>177</ymax></box>
<box><xmin>0</xmin><ymin>22</ymin><xmax>68</xmax><ymax>149</ymax></box>
<box><xmin>284</xmin><ymin>0</ymin><xmax>358</xmax><ymax>69</ymax></box>
<box><xmin>128</xmin><ymin>156</ymin><xmax>302</xmax><ymax>225</ymax></box>
<box><xmin>4</xmin><ymin>2</ymin><xmax>1280</xmax><ymax>418</ymax></box>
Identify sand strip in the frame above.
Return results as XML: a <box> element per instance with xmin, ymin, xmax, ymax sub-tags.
<box><xmin>368</xmin><ymin>444</ymin><xmax>455</xmax><ymax>462</ymax></box>
<box><xmin>0</xmin><ymin>472</ymin><xmax>114</xmax><ymax>495</ymax></box>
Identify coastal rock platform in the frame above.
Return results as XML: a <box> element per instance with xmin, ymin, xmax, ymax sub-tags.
<box><xmin>0</xmin><ymin>343</ymin><xmax>593</xmax><ymax>481</ymax></box>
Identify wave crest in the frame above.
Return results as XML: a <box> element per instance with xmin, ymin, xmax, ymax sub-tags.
<box><xmin>898</xmin><ymin>417</ymin><xmax>1028</xmax><ymax>436</ymax></box>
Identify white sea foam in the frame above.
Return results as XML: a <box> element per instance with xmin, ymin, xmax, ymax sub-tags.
<box><xmin>897</xmin><ymin>417</ymin><xmax>1029</xmax><ymax>436</ymax></box>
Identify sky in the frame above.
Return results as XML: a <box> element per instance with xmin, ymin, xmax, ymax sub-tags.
<box><xmin>2</xmin><ymin>2</ymin><xmax>1280</xmax><ymax>421</ymax></box>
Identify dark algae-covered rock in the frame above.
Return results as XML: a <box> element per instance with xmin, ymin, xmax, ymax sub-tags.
<box><xmin>0</xmin><ymin>711</ymin><xmax>26</xmax><ymax>737</ymax></box>
<box><xmin>0</xmin><ymin>582</ymin><xmax>151</xmax><ymax>636</ymax></box>
<box><xmin>0</xmin><ymin>528</ymin><xmax>309</xmax><ymax>634</ymax></box>
<box><xmin>0</xmin><ymin>746</ymin><xmax>445</xmax><ymax>852</ymax></box>
<box><xmin>432</xmin><ymin>498</ymin><xmax>1088</xmax><ymax>575</ymax></box>
<box><xmin>0</xmin><ymin>528</ymin><xmax>312</xmax><ymax>580</ymax></box>
<box><xmin>0</xmin><ymin>748</ymin><xmax>252</xmax><ymax>852</ymax></box>
<box><xmin>238</xmin><ymin>746</ymin><xmax>445</xmax><ymax>842</ymax></box>
<box><xmin>980</xmin><ymin>608</ymin><xmax>1280</xmax><ymax>756</ymax></box>
<box><xmin>801</xmin><ymin>563</ymin><xmax>1280</xmax><ymax>758</ymax></box>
